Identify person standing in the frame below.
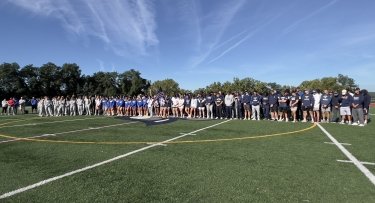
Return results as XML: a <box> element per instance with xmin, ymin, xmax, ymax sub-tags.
<box><xmin>198</xmin><ymin>94</ymin><xmax>206</xmax><ymax>118</ymax></box>
<box><xmin>18</xmin><ymin>97</ymin><xmax>26</xmax><ymax>114</ymax></box>
<box><xmin>278</xmin><ymin>91</ymin><xmax>289</xmax><ymax>122</ymax></box>
<box><xmin>362</xmin><ymin>89</ymin><xmax>371</xmax><ymax>125</ymax></box>
<box><xmin>70</xmin><ymin>96</ymin><xmax>77</xmax><ymax>116</ymax></box>
<box><xmin>339</xmin><ymin>89</ymin><xmax>353</xmax><ymax>125</ymax></box>
<box><xmin>251</xmin><ymin>91</ymin><xmax>261</xmax><ymax>120</ymax></box>
<box><xmin>77</xmin><ymin>96</ymin><xmax>84</xmax><ymax>116</ymax></box>
<box><xmin>190</xmin><ymin>95</ymin><xmax>198</xmax><ymax>118</ymax></box>
<box><xmin>215</xmin><ymin>93</ymin><xmax>224</xmax><ymax>119</ymax></box>
<box><xmin>320</xmin><ymin>90</ymin><xmax>332</xmax><ymax>123</ymax></box>
<box><xmin>205</xmin><ymin>93</ymin><xmax>214</xmax><ymax>119</ymax></box>
<box><xmin>330</xmin><ymin>91</ymin><xmax>340</xmax><ymax>123</ymax></box>
<box><xmin>234</xmin><ymin>92</ymin><xmax>242</xmax><ymax>119</ymax></box>
<box><xmin>269</xmin><ymin>90</ymin><xmax>279</xmax><ymax>121</ymax></box>
<box><xmin>224</xmin><ymin>92</ymin><xmax>234</xmax><ymax>119</ymax></box>
<box><xmin>351</xmin><ymin>88</ymin><xmax>365</xmax><ymax>126</ymax></box>
<box><xmin>312</xmin><ymin>90</ymin><xmax>322</xmax><ymax>122</ymax></box>
<box><xmin>301</xmin><ymin>90</ymin><xmax>314</xmax><ymax>123</ymax></box>
<box><xmin>38</xmin><ymin>97</ymin><xmax>45</xmax><ymax>117</ymax></box>
<box><xmin>45</xmin><ymin>96</ymin><xmax>53</xmax><ymax>117</ymax></box>
<box><xmin>242</xmin><ymin>92</ymin><xmax>251</xmax><ymax>120</ymax></box>
<box><xmin>261</xmin><ymin>92</ymin><xmax>270</xmax><ymax>120</ymax></box>
<box><xmin>84</xmin><ymin>96</ymin><xmax>92</xmax><ymax>116</ymax></box>
<box><xmin>289</xmin><ymin>91</ymin><xmax>299</xmax><ymax>122</ymax></box>
<box><xmin>30</xmin><ymin>97</ymin><xmax>38</xmax><ymax>114</ymax></box>
<box><xmin>1</xmin><ymin>99</ymin><xmax>7</xmax><ymax>115</ymax></box>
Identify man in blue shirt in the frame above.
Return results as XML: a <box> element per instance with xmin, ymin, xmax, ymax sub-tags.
<box><xmin>301</xmin><ymin>90</ymin><xmax>314</xmax><ymax>123</ymax></box>
<box><xmin>339</xmin><ymin>89</ymin><xmax>353</xmax><ymax>124</ymax></box>
<box><xmin>31</xmin><ymin>97</ymin><xmax>38</xmax><ymax>114</ymax></box>
<box><xmin>269</xmin><ymin>90</ymin><xmax>279</xmax><ymax>121</ymax></box>
<box><xmin>242</xmin><ymin>92</ymin><xmax>251</xmax><ymax>120</ymax></box>
<box><xmin>320</xmin><ymin>90</ymin><xmax>332</xmax><ymax>123</ymax></box>
<box><xmin>251</xmin><ymin>91</ymin><xmax>261</xmax><ymax>120</ymax></box>
<box><xmin>351</xmin><ymin>88</ymin><xmax>364</xmax><ymax>126</ymax></box>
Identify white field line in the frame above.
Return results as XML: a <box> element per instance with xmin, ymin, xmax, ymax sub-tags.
<box><xmin>324</xmin><ymin>142</ymin><xmax>351</xmax><ymax>146</ymax></box>
<box><xmin>0</xmin><ymin>122</ymin><xmax>138</xmax><ymax>144</ymax></box>
<box><xmin>180</xmin><ymin>133</ymin><xmax>196</xmax><ymax>135</ymax></box>
<box><xmin>337</xmin><ymin>160</ymin><xmax>375</xmax><ymax>166</ymax></box>
<box><xmin>0</xmin><ymin>117</ymin><xmax>105</xmax><ymax>128</ymax></box>
<box><xmin>0</xmin><ymin>120</ymin><xmax>231</xmax><ymax>199</ymax></box>
<box><xmin>154</xmin><ymin>119</ymin><xmax>169</xmax><ymax>123</ymax></box>
<box><xmin>317</xmin><ymin>123</ymin><xmax>375</xmax><ymax>186</ymax></box>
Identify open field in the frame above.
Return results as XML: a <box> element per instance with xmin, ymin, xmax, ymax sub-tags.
<box><xmin>0</xmin><ymin>110</ymin><xmax>374</xmax><ymax>202</ymax></box>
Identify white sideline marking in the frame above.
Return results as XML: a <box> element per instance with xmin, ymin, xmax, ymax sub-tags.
<box><xmin>147</xmin><ymin>143</ymin><xmax>167</xmax><ymax>146</ymax></box>
<box><xmin>0</xmin><ymin>120</ymin><xmax>230</xmax><ymax>199</ymax></box>
<box><xmin>0</xmin><ymin>122</ymin><xmax>137</xmax><ymax>144</ymax></box>
<box><xmin>0</xmin><ymin>117</ymin><xmax>103</xmax><ymax>128</ymax></box>
<box><xmin>154</xmin><ymin>119</ymin><xmax>169</xmax><ymax>123</ymax></box>
<box><xmin>337</xmin><ymin>160</ymin><xmax>375</xmax><ymax>166</ymax></box>
<box><xmin>324</xmin><ymin>142</ymin><xmax>351</xmax><ymax>146</ymax></box>
<box><xmin>180</xmin><ymin>133</ymin><xmax>196</xmax><ymax>135</ymax></box>
<box><xmin>317</xmin><ymin>123</ymin><xmax>375</xmax><ymax>186</ymax></box>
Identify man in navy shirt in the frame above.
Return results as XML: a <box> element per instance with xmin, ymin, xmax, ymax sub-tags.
<box><xmin>269</xmin><ymin>90</ymin><xmax>279</xmax><ymax>121</ymax></box>
<box><xmin>251</xmin><ymin>91</ymin><xmax>261</xmax><ymax>120</ymax></box>
<box><xmin>278</xmin><ymin>91</ymin><xmax>289</xmax><ymax>122</ymax></box>
<box><xmin>351</xmin><ymin>88</ymin><xmax>364</xmax><ymax>126</ymax></box>
<box><xmin>339</xmin><ymin>89</ymin><xmax>353</xmax><ymax>124</ymax></box>
<box><xmin>261</xmin><ymin>92</ymin><xmax>270</xmax><ymax>120</ymax></box>
<box><xmin>242</xmin><ymin>92</ymin><xmax>251</xmax><ymax>120</ymax></box>
<box><xmin>301</xmin><ymin>90</ymin><xmax>314</xmax><ymax>123</ymax></box>
<box><xmin>320</xmin><ymin>90</ymin><xmax>332</xmax><ymax>123</ymax></box>
<box><xmin>362</xmin><ymin>89</ymin><xmax>371</xmax><ymax>125</ymax></box>
<box><xmin>31</xmin><ymin>97</ymin><xmax>38</xmax><ymax>114</ymax></box>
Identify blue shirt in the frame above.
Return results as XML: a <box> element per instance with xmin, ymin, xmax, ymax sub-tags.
<box><xmin>251</xmin><ymin>95</ymin><xmax>261</xmax><ymax>106</ymax></box>
<box><xmin>302</xmin><ymin>94</ymin><xmax>314</xmax><ymax>107</ymax></box>
<box><xmin>31</xmin><ymin>99</ymin><xmax>38</xmax><ymax>105</ymax></box>
<box><xmin>339</xmin><ymin>94</ymin><xmax>353</xmax><ymax>107</ymax></box>
<box><xmin>320</xmin><ymin>95</ymin><xmax>332</xmax><ymax>107</ymax></box>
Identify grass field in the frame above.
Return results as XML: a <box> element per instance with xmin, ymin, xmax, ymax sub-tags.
<box><xmin>0</xmin><ymin>109</ymin><xmax>374</xmax><ymax>202</ymax></box>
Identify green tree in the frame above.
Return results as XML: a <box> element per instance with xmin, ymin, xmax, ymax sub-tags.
<box><xmin>60</xmin><ymin>63</ymin><xmax>82</xmax><ymax>95</ymax></box>
<box><xmin>118</xmin><ymin>69</ymin><xmax>149</xmax><ymax>96</ymax></box>
<box><xmin>19</xmin><ymin>64</ymin><xmax>41</xmax><ymax>98</ymax></box>
<box><xmin>0</xmin><ymin>63</ymin><xmax>26</xmax><ymax>98</ymax></box>
<box><xmin>150</xmin><ymin>79</ymin><xmax>180</xmax><ymax>96</ymax></box>
<box><xmin>39</xmin><ymin>62</ymin><xmax>62</xmax><ymax>96</ymax></box>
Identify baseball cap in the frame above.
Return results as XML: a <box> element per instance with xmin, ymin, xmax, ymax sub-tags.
<box><xmin>342</xmin><ymin>89</ymin><xmax>347</xmax><ymax>94</ymax></box>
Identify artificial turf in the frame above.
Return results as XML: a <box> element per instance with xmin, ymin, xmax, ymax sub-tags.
<box><xmin>0</xmin><ymin>113</ymin><xmax>374</xmax><ymax>202</ymax></box>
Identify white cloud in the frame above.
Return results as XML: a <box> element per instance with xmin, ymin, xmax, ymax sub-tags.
<box><xmin>8</xmin><ymin>0</ymin><xmax>158</xmax><ymax>56</ymax></box>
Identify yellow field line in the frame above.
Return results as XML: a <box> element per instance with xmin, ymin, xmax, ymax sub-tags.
<box><xmin>0</xmin><ymin>123</ymin><xmax>316</xmax><ymax>145</ymax></box>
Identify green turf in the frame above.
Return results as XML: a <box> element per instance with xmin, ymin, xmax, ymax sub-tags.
<box><xmin>0</xmin><ymin>115</ymin><xmax>374</xmax><ymax>202</ymax></box>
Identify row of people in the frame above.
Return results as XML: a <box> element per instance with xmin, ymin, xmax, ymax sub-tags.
<box><xmin>1</xmin><ymin>88</ymin><xmax>371</xmax><ymax>126</ymax></box>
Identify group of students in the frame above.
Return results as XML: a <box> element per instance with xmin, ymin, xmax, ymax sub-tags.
<box><xmin>1</xmin><ymin>87</ymin><xmax>371</xmax><ymax>127</ymax></box>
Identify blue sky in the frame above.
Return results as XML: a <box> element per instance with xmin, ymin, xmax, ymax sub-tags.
<box><xmin>1</xmin><ymin>0</ymin><xmax>375</xmax><ymax>91</ymax></box>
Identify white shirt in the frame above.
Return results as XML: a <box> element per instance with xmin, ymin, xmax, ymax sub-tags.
<box><xmin>191</xmin><ymin>98</ymin><xmax>198</xmax><ymax>108</ymax></box>
<box><xmin>225</xmin><ymin>94</ymin><xmax>234</xmax><ymax>106</ymax></box>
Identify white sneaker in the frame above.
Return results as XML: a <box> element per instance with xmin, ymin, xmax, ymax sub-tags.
<box><xmin>359</xmin><ymin>124</ymin><xmax>364</xmax><ymax>127</ymax></box>
<box><xmin>352</xmin><ymin>123</ymin><xmax>358</xmax><ymax>126</ymax></box>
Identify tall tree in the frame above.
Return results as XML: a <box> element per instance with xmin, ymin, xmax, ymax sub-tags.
<box><xmin>39</xmin><ymin>62</ymin><xmax>62</xmax><ymax>96</ymax></box>
<box><xmin>60</xmin><ymin>63</ymin><xmax>82</xmax><ymax>95</ymax></box>
<box><xmin>19</xmin><ymin>64</ymin><xmax>41</xmax><ymax>97</ymax></box>
<box><xmin>0</xmin><ymin>63</ymin><xmax>26</xmax><ymax>98</ymax></box>
<box><xmin>119</xmin><ymin>69</ymin><xmax>149</xmax><ymax>96</ymax></box>
<box><xmin>150</xmin><ymin>79</ymin><xmax>180</xmax><ymax>96</ymax></box>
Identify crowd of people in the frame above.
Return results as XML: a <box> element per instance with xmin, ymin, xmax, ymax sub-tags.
<box><xmin>1</xmin><ymin>87</ymin><xmax>371</xmax><ymax>126</ymax></box>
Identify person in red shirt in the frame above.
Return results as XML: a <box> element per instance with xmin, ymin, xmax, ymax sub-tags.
<box><xmin>7</xmin><ymin>97</ymin><xmax>15</xmax><ymax>115</ymax></box>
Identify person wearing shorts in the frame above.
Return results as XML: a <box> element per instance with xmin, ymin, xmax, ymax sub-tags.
<box><xmin>289</xmin><ymin>91</ymin><xmax>299</xmax><ymax>122</ymax></box>
<box><xmin>269</xmin><ymin>90</ymin><xmax>279</xmax><ymax>121</ymax></box>
<box><xmin>171</xmin><ymin>95</ymin><xmax>179</xmax><ymax>118</ymax></box>
<box><xmin>205</xmin><ymin>93</ymin><xmax>213</xmax><ymax>119</ymax></box>
<box><xmin>215</xmin><ymin>93</ymin><xmax>224</xmax><ymax>119</ymax></box>
<box><xmin>301</xmin><ymin>90</ymin><xmax>314</xmax><ymax>123</ymax></box>
<box><xmin>278</xmin><ymin>91</ymin><xmax>289</xmax><ymax>122</ymax></box>
<box><xmin>190</xmin><ymin>95</ymin><xmax>198</xmax><ymax>118</ymax></box>
<box><xmin>320</xmin><ymin>90</ymin><xmax>332</xmax><ymax>123</ymax></box>
<box><xmin>242</xmin><ymin>92</ymin><xmax>251</xmax><ymax>120</ymax></box>
<box><xmin>198</xmin><ymin>94</ymin><xmax>206</xmax><ymax>118</ymax></box>
<box><xmin>339</xmin><ymin>89</ymin><xmax>353</xmax><ymax>124</ymax></box>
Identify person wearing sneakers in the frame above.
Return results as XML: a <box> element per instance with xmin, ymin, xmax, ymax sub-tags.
<box><xmin>278</xmin><ymin>90</ymin><xmax>289</xmax><ymax>122</ymax></box>
<box><xmin>320</xmin><ymin>90</ymin><xmax>332</xmax><ymax>123</ymax></box>
<box><xmin>251</xmin><ymin>91</ymin><xmax>261</xmax><ymax>120</ymax></box>
<box><xmin>289</xmin><ymin>90</ymin><xmax>299</xmax><ymax>122</ymax></box>
<box><xmin>224</xmin><ymin>92</ymin><xmax>234</xmax><ymax>119</ymax></box>
<box><xmin>215</xmin><ymin>92</ymin><xmax>224</xmax><ymax>119</ymax></box>
<box><xmin>312</xmin><ymin>90</ymin><xmax>322</xmax><ymax>122</ymax></box>
<box><xmin>339</xmin><ymin>89</ymin><xmax>353</xmax><ymax>125</ymax></box>
<box><xmin>269</xmin><ymin>90</ymin><xmax>279</xmax><ymax>121</ymax></box>
<box><xmin>261</xmin><ymin>92</ymin><xmax>270</xmax><ymax>120</ymax></box>
<box><xmin>301</xmin><ymin>90</ymin><xmax>314</xmax><ymax>123</ymax></box>
<box><xmin>362</xmin><ymin>89</ymin><xmax>371</xmax><ymax>125</ymax></box>
<box><xmin>205</xmin><ymin>93</ymin><xmax>214</xmax><ymax>119</ymax></box>
<box><xmin>242</xmin><ymin>91</ymin><xmax>251</xmax><ymax>120</ymax></box>
<box><xmin>351</xmin><ymin>88</ymin><xmax>365</xmax><ymax>126</ymax></box>
<box><xmin>330</xmin><ymin>91</ymin><xmax>340</xmax><ymax>123</ymax></box>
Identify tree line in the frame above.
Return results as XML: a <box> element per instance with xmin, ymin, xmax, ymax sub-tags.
<box><xmin>0</xmin><ymin>62</ymin><xmax>358</xmax><ymax>99</ymax></box>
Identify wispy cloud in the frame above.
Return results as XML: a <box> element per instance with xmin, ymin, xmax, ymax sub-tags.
<box><xmin>282</xmin><ymin>0</ymin><xmax>340</xmax><ymax>35</ymax></box>
<box><xmin>8</xmin><ymin>0</ymin><xmax>158</xmax><ymax>56</ymax></box>
<box><xmin>189</xmin><ymin>0</ymin><xmax>247</xmax><ymax>68</ymax></box>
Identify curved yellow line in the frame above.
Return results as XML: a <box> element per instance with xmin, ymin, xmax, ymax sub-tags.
<box><xmin>0</xmin><ymin>123</ymin><xmax>316</xmax><ymax>145</ymax></box>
